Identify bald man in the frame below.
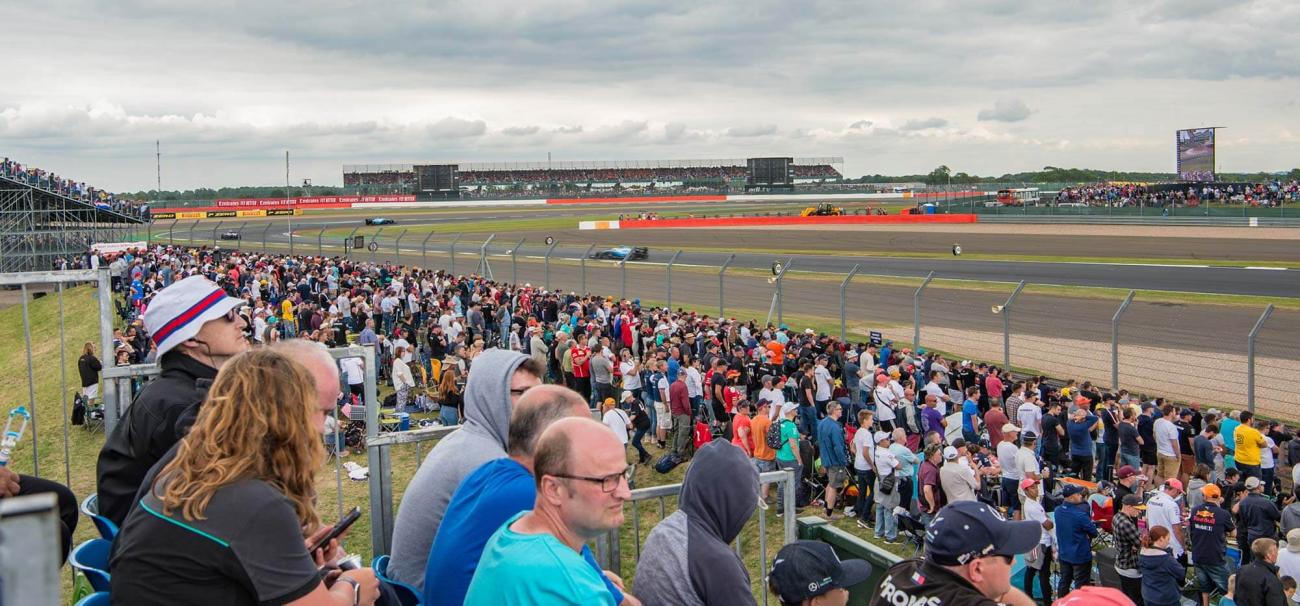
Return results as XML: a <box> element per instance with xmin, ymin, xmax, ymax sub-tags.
<box><xmin>465</xmin><ymin>418</ymin><xmax>637</xmax><ymax>605</ymax></box>
<box><xmin>423</xmin><ymin>386</ymin><xmax>632</xmax><ymax>606</ymax></box>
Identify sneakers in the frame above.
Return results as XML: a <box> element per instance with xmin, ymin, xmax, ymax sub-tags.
<box><xmin>856</xmin><ymin>519</ymin><xmax>871</xmax><ymax>531</ymax></box>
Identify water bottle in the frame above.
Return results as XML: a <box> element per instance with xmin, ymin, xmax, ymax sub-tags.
<box><xmin>0</xmin><ymin>407</ymin><xmax>31</xmax><ymax>467</ymax></box>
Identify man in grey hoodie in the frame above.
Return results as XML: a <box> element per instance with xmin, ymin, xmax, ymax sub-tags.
<box><xmin>633</xmin><ymin>440</ymin><xmax>760</xmax><ymax>606</ymax></box>
<box><xmin>387</xmin><ymin>348</ymin><xmax>543</xmax><ymax>589</ymax></box>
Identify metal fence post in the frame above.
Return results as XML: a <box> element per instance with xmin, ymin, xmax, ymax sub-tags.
<box><xmin>913</xmin><ymin>271</ymin><xmax>935</xmax><ymax>348</ymax></box>
<box><xmin>346</xmin><ymin>227</ymin><xmax>360</xmax><ymax>258</ymax></box>
<box><xmin>580</xmin><ymin>244</ymin><xmax>596</xmax><ymax>293</ymax></box>
<box><xmin>421</xmin><ymin>232</ymin><xmax>434</xmax><ymax>268</ymax></box>
<box><xmin>189</xmin><ymin>219</ymin><xmax>201</xmax><ymax>244</ymax></box>
<box><xmin>19</xmin><ymin>284</ymin><xmax>39</xmax><ymax>477</ymax></box>
<box><xmin>774</xmin><ymin>257</ymin><xmax>793</xmax><ymax>327</ymax></box>
<box><xmin>510</xmin><ymin>238</ymin><xmax>525</xmax><ymax>285</ymax></box>
<box><xmin>449</xmin><ymin>233</ymin><xmax>463</xmax><ymax>275</ymax></box>
<box><xmin>261</xmin><ymin>223</ymin><xmax>272</xmax><ymax>250</ymax></box>
<box><xmin>1111</xmin><ymin>290</ymin><xmax>1136</xmax><ymax>391</ymax></box>
<box><xmin>478</xmin><ymin>234</ymin><xmax>496</xmax><ymax>278</ymax></box>
<box><xmin>544</xmin><ymin>240</ymin><xmax>559</xmax><ymax>289</ymax></box>
<box><xmin>619</xmin><ymin>258</ymin><xmax>627</xmax><ymax>300</ymax></box>
<box><xmin>1246</xmin><ymin>304</ymin><xmax>1275</xmax><ymax>413</ymax></box>
<box><xmin>146</xmin><ymin>218</ymin><xmax>152</xmax><ymax>243</ymax></box>
<box><xmin>719</xmin><ymin>254</ymin><xmax>736</xmax><ymax>318</ymax></box>
<box><xmin>1000</xmin><ymin>281</ymin><xmax>1027</xmax><ymax>371</ymax></box>
<box><xmin>370</xmin><ymin>227</ymin><xmax>384</xmax><ymax>264</ymax></box>
<box><xmin>394</xmin><ymin>228</ymin><xmax>408</xmax><ymax>264</ymax></box>
<box><xmin>287</xmin><ymin>215</ymin><xmax>294</xmax><ymax>255</ymax></box>
<box><xmin>210</xmin><ymin>220</ymin><xmax>223</xmax><ymax>248</ymax></box>
<box><xmin>168</xmin><ymin>219</ymin><xmax>177</xmax><ymax>246</ymax></box>
<box><xmin>96</xmin><ymin>269</ymin><xmax>119</xmax><ymax>433</ymax></box>
<box><xmin>361</xmin><ymin>346</ymin><xmax>394</xmax><ymax>555</ymax></box>
<box><xmin>317</xmin><ymin>227</ymin><xmax>325</xmax><ymax>257</ymax></box>
<box><xmin>839</xmin><ymin>264</ymin><xmax>862</xmax><ymax>342</ymax></box>
<box><xmin>666</xmin><ymin>250</ymin><xmax>682</xmax><ymax>309</ymax></box>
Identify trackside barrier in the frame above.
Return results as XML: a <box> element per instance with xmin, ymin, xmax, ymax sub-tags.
<box><xmin>590</xmin><ymin>469</ymin><xmax>798</xmax><ymax>606</ymax></box>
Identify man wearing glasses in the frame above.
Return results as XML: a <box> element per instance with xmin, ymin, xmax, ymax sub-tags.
<box><xmin>466</xmin><ymin>417</ymin><xmax>637</xmax><ymax>605</ymax></box>
<box><xmin>96</xmin><ymin>275</ymin><xmax>251</xmax><ymax>526</ymax></box>
<box><xmin>870</xmin><ymin>500</ymin><xmax>1040</xmax><ymax>606</ymax></box>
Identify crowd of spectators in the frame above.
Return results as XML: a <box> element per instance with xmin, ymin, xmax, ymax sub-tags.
<box><xmin>343</xmin><ymin>163</ymin><xmax>844</xmax><ymax>189</ymax></box>
<box><xmin>1056</xmin><ymin>181</ymin><xmax>1300</xmax><ymax>208</ymax></box>
<box><xmin>29</xmin><ymin>238</ymin><xmax>1294</xmax><ymax>604</ymax></box>
<box><xmin>0</xmin><ymin>157</ymin><xmax>149</xmax><ymax>218</ymax></box>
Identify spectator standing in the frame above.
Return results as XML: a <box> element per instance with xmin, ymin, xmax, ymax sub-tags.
<box><xmin>731</xmin><ymin>400</ymin><xmax>755</xmax><ymax>459</ymax></box>
<box><xmin>774</xmin><ymin>403</ymin><xmax>802</xmax><ymax>515</ymax></box>
<box><xmin>940</xmin><ymin>445</ymin><xmax>979</xmax><ymax>504</ymax></box>
<box><xmin>97</xmin><ymin>276</ymin><xmax>250</xmax><ymax>527</ymax></box>
<box><xmin>917</xmin><ymin>445</ymin><xmax>944</xmax><ymax>526</ymax></box>
<box><xmin>670</xmin><ymin>372</ymin><xmax>692</xmax><ymax>457</ymax></box>
<box><xmin>869</xmin><ymin>500</ymin><xmax>1039</xmax><ymax>606</ymax></box>
<box><xmin>872</xmin><ymin>374</ymin><xmax>898</xmax><ymax>433</ymax></box>
<box><xmin>388</xmin><ymin>350</ymin><xmax>540</xmax><ymax>589</ymax></box>
<box><xmin>998</xmin><ymin>424</ymin><xmax>1023</xmax><ymax>516</ymax></box>
<box><xmin>1154</xmin><ymin>405</ymin><xmax>1181</xmax><ymax>485</ymax></box>
<box><xmin>1054</xmin><ymin>483</ymin><xmax>1099</xmax><ymax>597</ymax></box>
<box><xmin>817</xmin><ymin>402</ymin><xmax>848</xmax><ymax>519</ymax></box>
<box><xmin>985</xmin><ymin>400</ymin><xmax>1010</xmax><ymax>448</ymax></box>
<box><xmin>1066</xmin><ymin>407</ymin><xmax>1099</xmax><ymax>481</ymax></box>
<box><xmin>1139</xmin><ymin>526</ymin><xmax>1186</xmax><ymax>606</ymax></box>
<box><xmin>751</xmin><ymin>400</ymin><xmax>777</xmax><ymax>502</ymax></box>
<box><xmin>1098</xmin><ymin>396</ymin><xmax>1121</xmax><ymax>483</ymax></box>
<box><xmin>623</xmin><ymin>391</ymin><xmax>652</xmax><ymax>464</ymax></box>
<box><xmin>601</xmin><ymin>398</ymin><xmax>632</xmax><ymax>463</ymax></box>
<box><xmin>1139</xmin><ymin>404</ymin><xmax>1158</xmax><ymax>480</ymax></box>
<box><xmin>590</xmin><ymin>351</ymin><xmax>614</xmax><ymax>405</ymax></box>
<box><xmin>1194</xmin><ymin>423</ymin><xmax>1219</xmax><ymax>473</ymax></box>
<box><xmin>1283</xmin><ymin>487</ymin><xmax>1300</xmax><ymax>536</ymax></box>
<box><xmin>921</xmin><ymin>395</ymin><xmax>946</xmax><ymax>437</ymax></box>
<box><xmin>888</xmin><ymin>428</ymin><xmax>919</xmax><ymax>513</ymax></box>
<box><xmin>1041</xmin><ymin>400</ymin><xmax>1065</xmax><ymax>471</ymax></box>
<box><xmin>1145</xmin><ymin>479</ymin><xmax>1187</xmax><ymax>562</ymax></box>
<box><xmin>1020</xmin><ymin>477</ymin><xmax>1055</xmax><ymax>604</ymax></box>
<box><xmin>851</xmin><ymin>410</ymin><xmax>876</xmax><ymax>529</ymax></box>
<box><xmin>1235</xmin><ymin>476</ymin><xmax>1281</xmax><ymax>566</ymax></box>
<box><xmin>1112</xmin><ymin>493</ymin><xmax>1146</xmax><ymax>605</ymax></box>
<box><xmin>1234</xmin><ymin>538</ymin><xmax>1287</xmax><ymax>606</ymax></box>
<box><xmin>1276</xmin><ymin>529</ymin><xmax>1300</xmax><ymax>592</ymax></box>
<box><xmin>77</xmin><ymin>342</ymin><xmax>102</xmax><ymax>401</ymax></box>
<box><xmin>873</xmin><ymin>431</ymin><xmax>901</xmax><ymax>542</ymax></box>
<box><xmin>961</xmin><ymin>386</ymin><xmax>982</xmax><ymax>444</ymax></box>
<box><xmin>635</xmin><ymin>441</ymin><xmax>760</xmax><ymax>606</ymax></box>
<box><xmin>1235</xmin><ymin>412</ymin><xmax>1267</xmax><ymax>481</ymax></box>
<box><xmin>1190</xmin><ymin>483</ymin><xmax>1235</xmax><ymax>606</ymax></box>
<box><xmin>463</xmin><ymin>418</ymin><xmax>632</xmax><ymax>605</ymax></box>
<box><xmin>392</xmin><ymin>345</ymin><xmax>415</xmax><ymax>412</ymax></box>
<box><xmin>1176</xmin><ymin>409</ymin><xmax>1197</xmax><ymax>486</ymax></box>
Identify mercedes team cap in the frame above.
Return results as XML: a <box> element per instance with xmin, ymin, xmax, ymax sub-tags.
<box><xmin>768</xmin><ymin>540</ymin><xmax>872</xmax><ymax>603</ymax></box>
<box><xmin>924</xmin><ymin>501</ymin><xmax>1042</xmax><ymax>566</ymax></box>
<box><xmin>143</xmin><ymin>275</ymin><xmax>245</xmax><ymax>357</ymax></box>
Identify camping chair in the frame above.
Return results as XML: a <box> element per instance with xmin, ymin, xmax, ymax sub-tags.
<box><xmin>75</xmin><ymin>593</ymin><xmax>110</xmax><ymax>606</ymax></box>
<box><xmin>371</xmin><ymin>555</ymin><xmax>422</xmax><ymax>606</ymax></box>
<box><xmin>896</xmin><ymin>512</ymin><xmax>928</xmax><ymax>558</ymax></box>
<box><xmin>70</xmin><ymin>539</ymin><xmax>112</xmax><ymax>593</ymax></box>
<box><xmin>79</xmin><ymin>494</ymin><xmax>119</xmax><ymax>541</ymax></box>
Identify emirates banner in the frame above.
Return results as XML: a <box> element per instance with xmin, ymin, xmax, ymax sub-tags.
<box><xmin>214</xmin><ymin>194</ymin><xmax>416</xmax><ymax>208</ymax></box>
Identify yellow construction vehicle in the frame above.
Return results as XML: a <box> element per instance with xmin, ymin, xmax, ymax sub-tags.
<box><xmin>800</xmin><ymin>203</ymin><xmax>844</xmax><ymax>217</ymax></box>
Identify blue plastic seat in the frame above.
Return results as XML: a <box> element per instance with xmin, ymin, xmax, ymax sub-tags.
<box><xmin>70</xmin><ymin>539</ymin><xmax>112</xmax><ymax>593</ymax></box>
<box><xmin>371</xmin><ymin>555</ymin><xmax>422</xmax><ymax>606</ymax></box>
<box><xmin>79</xmin><ymin>494</ymin><xmax>119</xmax><ymax>541</ymax></box>
<box><xmin>75</xmin><ymin>592</ymin><xmax>110</xmax><ymax>606</ymax></box>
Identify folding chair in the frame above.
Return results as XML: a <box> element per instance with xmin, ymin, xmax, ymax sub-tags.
<box><xmin>896</xmin><ymin>512</ymin><xmax>928</xmax><ymax>558</ymax></box>
<box><xmin>371</xmin><ymin>555</ymin><xmax>423</xmax><ymax>606</ymax></box>
<box><xmin>70</xmin><ymin>539</ymin><xmax>112</xmax><ymax>593</ymax></box>
<box><xmin>79</xmin><ymin>494</ymin><xmax>119</xmax><ymax>541</ymax></box>
<box><xmin>75</xmin><ymin>593</ymin><xmax>110</xmax><ymax>606</ymax></box>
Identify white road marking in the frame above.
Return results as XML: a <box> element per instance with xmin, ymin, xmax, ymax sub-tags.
<box><xmin>1244</xmin><ymin>266</ymin><xmax>1288</xmax><ymax>271</ymax></box>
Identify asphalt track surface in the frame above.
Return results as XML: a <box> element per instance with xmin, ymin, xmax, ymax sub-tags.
<box><xmin>219</xmin><ymin>205</ymin><xmax>1300</xmax><ymax>298</ymax></box>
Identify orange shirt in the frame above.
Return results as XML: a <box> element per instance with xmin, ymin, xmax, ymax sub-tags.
<box><xmin>751</xmin><ymin>414</ymin><xmax>775</xmax><ymax>461</ymax></box>
<box><xmin>731</xmin><ymin>412</ymin><xmax>753</xmax><ymax>455</ymax></box>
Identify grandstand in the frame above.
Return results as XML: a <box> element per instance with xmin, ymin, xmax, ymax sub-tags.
<box><xmin>343</xmin><ymin>157</ymin><xmax>844</xmax><ymax>193</ymax></box>
<box><xmin>0</xmin><ymin>158</ymin><xmax>146</xmax><ymax>272</ymax></box>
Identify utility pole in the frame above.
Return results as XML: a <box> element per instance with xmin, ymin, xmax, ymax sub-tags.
<box><xmin>155</xmin><ymin>141</ymin><xmax>161</xmax><ymax>194</ymax></box>
<box><xmin>286</xmin><ymin>151</ymin><xmax>293</xmax><ymax>254</ymax></box>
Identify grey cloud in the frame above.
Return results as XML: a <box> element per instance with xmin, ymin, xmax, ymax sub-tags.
<box><xmin>977</xmin><ymin>100</ymin><xmax>1033</xmax><ymax>122</ymax></box>
<box><xmin>426</xmin><ymin>117</ymin><xmax>486</xmax><ymax>138</ymax></box>
<box><xmin>586</xmin><ymin>120</ymin><xmax>647</xmax><ymax>143</ymax></box>
<box><xmin>502</xmin><ymin>125</ymin><xmax>541</xmax><ymax>136</ymax></box>
<box><xmin>553</xmin><ymin>125</ymin><xmax>583</xmax><ymax>134</ymax></box>
<box><xmin>726</xmin><ymin>124</ymin><xmax>778</xmax><ymax>137</ymax></box>
<box><xmin>848</xmin><ymin>120</ymin><xmax>874</xmax><ymax>130</ymax></box>
<box><xmin>898</xmin><ymin>117</ymin><xmax>948</xmax><ymax>131</ymax></box>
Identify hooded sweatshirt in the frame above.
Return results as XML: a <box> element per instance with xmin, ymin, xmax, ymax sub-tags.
<box><xmin>633</xmin><ymin>441</ymin><xmax>759</xmax><ymax>606</ymax></box>
<box><xmin>387</xmin><ymin>348</ymin><xmax>530</xmax><ymax>589</ymax></box>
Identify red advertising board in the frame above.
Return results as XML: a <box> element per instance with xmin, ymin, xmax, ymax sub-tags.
<box><xmin>214</xmin><ymin>195</ymin><xmax>416</xmax><ymax>208</ymax></box>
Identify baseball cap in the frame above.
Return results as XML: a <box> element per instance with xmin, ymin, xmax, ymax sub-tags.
<box><xmin>1053</xmin><ymin>586</ymin><xmax>1137</xmax><ymax>606</ymax></box>
<box><xmin>756</xmin><ymin>398</ymin><xmax>772</xmax><ymax>408</ymax></box>
<box><xmin>1164</xmin><ymin>478</ymin><xmax>1184</xmax><ymax>493</ymax></box>
<box><xmin>943</xmin><ymin>446</ymin><xmax>959</xmax><ymax>460</ymax></box>
<box><xmin>143</xmin><ymin>275</ymin><xmax>245</xmax><ymax>357</ymax></box>
<box><xmin>925</xmin><ymin>501</ymin><xmax>1042</xmax><ymax>566</ymax></box>
<box><xmin>1287</xmin><ymin>528</ymin><xmax>1300</xmax><ymax>554</ymax></box>
<box><xmin>780</xmin><ymin>402</ymin><xmax>799</xmax><ymax>417</ymax></box>
<box><xmin>768</xmin><ymin>541</ymin><xmax>872</xmax><ymax>603</ymax></box>
<box><xmin>621</xmin><ymin>391</ymin><xmax>635</xmax><ymax>401</ymax></box>
<box><xmin>1001</xmin><ymin>423</ymin><xmax>1020</xmax><ymax>434</ymax></box>
<box><xmin>874</xmin><ymin>431</ymin><xmax>890</xmax><ymax>444</ymax></box>
<box><xmin>1021</xmin><ymin>432</ymin><xmax>1037</xmax><ymax>442</ymax></box>
<box><xmin>1116</xmin><ymin>465</ymin><xmax>1137</xmax><ymax>479</ymax></box>
<box><xmin>1201</xmin><ymin>484</ymin><xmax>1222</xmax><ymax>499</ymax></box>
<box><xmin>1061</xmin><ymin>483</ymin><xmax>1087</xmax><ymax>498</ymax></box>
<box><xmin>1019</xmin><ymin>477</ymin><xmax>1036</xmax><ymax>490</ymax></box>
<box><xmin>1244</xmin><ymin>476</ymin><xmax>1262</xmax><ymax>490</ymax></box>
<box><xmin>1120</xmin><ymin>494</ymin><xmax>1145</xmax><ymax>509</ymax></box>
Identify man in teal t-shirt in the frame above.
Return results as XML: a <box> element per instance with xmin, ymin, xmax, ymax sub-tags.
<box><xmin>774</xmin><ymin>403</ymin><xmax>803</xmax><ymax>513</ymax></box>
<box><xmin>464</xmin><ymin>417</ymin><xmax>634</xmax><ymax>605</ymax></box>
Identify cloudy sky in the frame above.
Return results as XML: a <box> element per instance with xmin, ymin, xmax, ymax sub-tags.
<box><xmin>4</xmin><ymin>0</ymin><xmax>1298</xmax><ymax>191</ymax></box>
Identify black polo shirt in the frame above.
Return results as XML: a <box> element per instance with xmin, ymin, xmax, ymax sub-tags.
<box><xmin>870</xmin><ymin>559</ymin><xmax>1003</xmax><ymax>606</ymax></box>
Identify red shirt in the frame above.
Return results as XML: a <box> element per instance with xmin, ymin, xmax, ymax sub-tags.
<box><xmin>985</xmin><ymin>408</ymin><xmax>1009</xmax><ymax>447</ymax></box>
<box><xmin>669</xmin><ymin>380</ymin><xmax>691</xmax><ymax>416</ymax></box>
<box><xmin>694</xmin><ymin>421</ymin><xmax>712</xmax><ymax>450</ymax></box>
<box><xmin>571</xmin><ymin>346</ymin><xmax>591</xmax><ymax>378</ymax></box>
<box><xmin>731</xmin><ymin>413</ymin><xmax>753</xmax><ymax>455</ymax></box>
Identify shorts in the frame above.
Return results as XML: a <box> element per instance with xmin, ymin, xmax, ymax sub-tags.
<box><xmin>81</xmin><ymin>384</ymin><xmax>99</xmax><ymax>400</ymax></box>
<box><xmin>1140</xmin><ymin>449</ymin><xmax>1157</xmax><ymax>466</ymax></box>
<box><xmin>1157</xmin><ymin>454</ymin><xmax>1180</xmax><ymax>480</ymax></box>
<box><xmin>826</xmin><ymin>466</ymin><xmax>848</xmax><ymax>487</ymax></box>
<box><xmin>654</xmin><ymin>402</ymin><xmax>671</xmax><ymax>429</ymax></box>
<box><xmin>1180</xmin><ymin>454</ymin><xmax>1195</xmax><ymax>475</ymax></box>
<box><xmin>755</xmin><ymin>458</ymin><xmax>777</xmax><ymax>474</ymax></box>
<box><xmin>1195</xmin><ymin>562</ymin><xmax>1229</xmax><ymax>595</ymax></box>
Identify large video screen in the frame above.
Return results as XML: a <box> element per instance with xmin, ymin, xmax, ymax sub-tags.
<box><xmin>1176</xmin><ymin>128</ymin><xmax>1216</xmax><ymax>182</ymax></box>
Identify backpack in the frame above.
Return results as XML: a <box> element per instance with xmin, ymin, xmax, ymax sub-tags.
<box><xmin>71</xmin><ymin>393</ymin><xmax>86</xmax><ymax>426</ymax></box>
<box><xmin>766</xmin><ymin>418</ymin><xmax>788</xmax><ymax>450</ymax></box>
<box><xmin>654</xmin><ymin>452</ymin><xmax>684</xmax><ymax>474</ymax></box>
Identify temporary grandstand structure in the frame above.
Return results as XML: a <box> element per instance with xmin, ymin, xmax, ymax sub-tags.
<box><xmin>0</xmin><ymin>172</ymin><xmax>146</xmax><ymax>272</ymax></box>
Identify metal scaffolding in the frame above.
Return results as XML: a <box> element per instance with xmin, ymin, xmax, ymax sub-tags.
<box><xmin>0</xmin><ymin>176</ymin><xmax>144</xmax><ymax>273</ymax></box>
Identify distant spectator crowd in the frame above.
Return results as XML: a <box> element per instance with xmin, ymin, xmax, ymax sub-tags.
<box><xmin>0</xmin><ymin>157</ymin><xmax>149</xmax><ymax>219</ymax></box>
<box><xmin>343</xmin><ymin>163</ymin><xmax>844</xmax><ymax>189</ymax></box>
<box><xmin>1056</xmin><ymin>181</ymin><xmax>1300</xmax><ymax>208</ymax></box>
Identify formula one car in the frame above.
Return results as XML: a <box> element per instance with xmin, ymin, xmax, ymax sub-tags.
<box><xmin>364</xmin><ymin>217</ymin><xmax>396</xmax><ymax>225</ymax></box>
<box><xmin>589</xmin><ymin>246</ymin><xmax>649</xmax><ymax>261</ymax></box>
<box><xmin>219</xmin><ymin>230</ymin><xmax>241</xmax><ymax>240</ymax></box>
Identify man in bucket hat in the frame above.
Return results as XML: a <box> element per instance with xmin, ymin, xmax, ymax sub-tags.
<box><xmin>96</xmin><ymin>275</ymin><xmax>250</xmax><ymax>525</ymax></box>
<box><xmin>870</xmin><ymin>500</ymin><xmax>1040</xmax><ymax>606</ymax></box>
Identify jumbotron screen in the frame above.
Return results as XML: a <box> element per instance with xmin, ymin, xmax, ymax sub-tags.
<box><xmin>1176</xmin><ymin>128</ymin><xmax>1216</xmax><ymax>182</ymax></box>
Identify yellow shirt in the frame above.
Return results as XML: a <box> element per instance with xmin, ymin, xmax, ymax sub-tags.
<box><xmin>1233</xmin><ymin>424</ymin><xmax>1266</xmax><ymax>466</ymax></box>
<box><xmin>281</xmin><ymin>299</ymin><xmax>294</xmax><ymax>321</ymax></box>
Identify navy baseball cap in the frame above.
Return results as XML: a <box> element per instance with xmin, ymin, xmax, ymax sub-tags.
<box><xmin>925</xmin><ymin>501</ymin><xmax>1042</xmax><ymax>566</ymax></box>
<box><xmin>769</xmin><ymin>541</ymin><xmax>872</xmax><ymax>602</ymax></box>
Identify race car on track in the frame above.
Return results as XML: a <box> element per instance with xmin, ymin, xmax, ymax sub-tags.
<box><xmin>219</xmin><ymin>231</ymin><xmax>241</xmax><ymax>240</ymax></box>
<box><xmin>365</xmin><ymin>217</ymin><xmax>396</xmax><ymax>225</ymax></box>
<box><xmin>589</xmin><ymin>246</ymin><xmax>648</xmax><ymax>261</ymax></box>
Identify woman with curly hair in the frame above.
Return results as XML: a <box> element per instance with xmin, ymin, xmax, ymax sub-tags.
<box><xmin>110</xmin><ymin>348</ymin><xmax>380</xmax><ymax>605</ymax></box>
